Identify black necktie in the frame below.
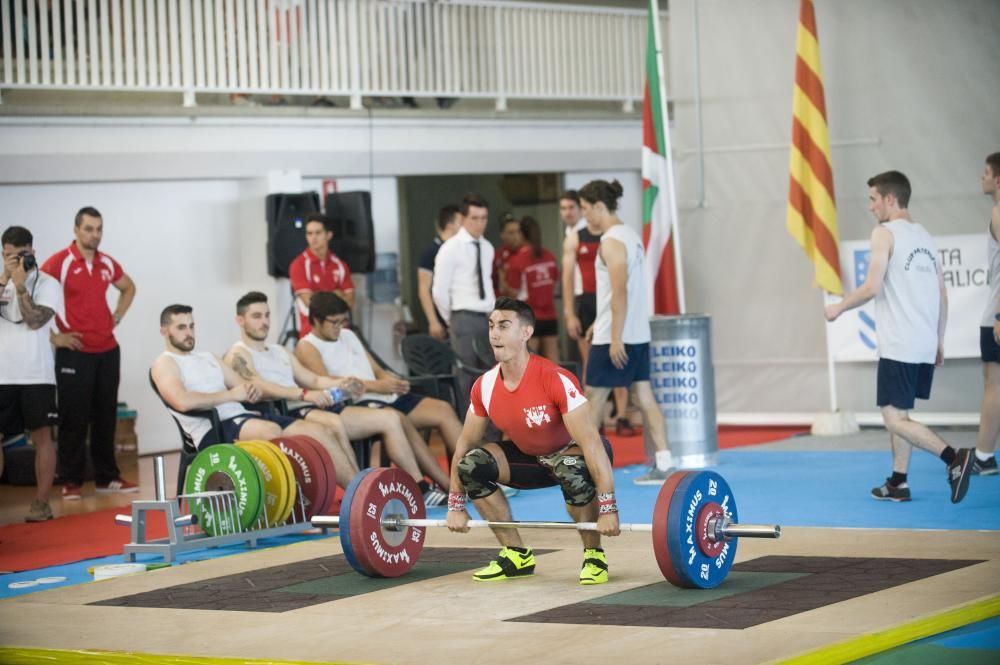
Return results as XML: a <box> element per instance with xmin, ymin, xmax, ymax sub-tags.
<box><xmin>474</xmin><ymin>239</ymin><xmax>486</xmax><ymax>300</ymax></box>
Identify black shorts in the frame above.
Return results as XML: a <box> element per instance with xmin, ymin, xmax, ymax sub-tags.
<box><xmin>220</xmin><ymin>413</ymin><xmax>298</xmax><ymax>443</ymax></box>
<box><xmin>354</xmin><ymin>392</ymin><xmax>425</xmax><ymax>415</ymax></box>
<box><xmin>586</xmin><ymin>342</ymin><xmax>650</xmax><ymax>387</ymax></box>
<box><xmin>533</xmin><ymin>319</ymin><xmax>558</xmax><ymax>337</ymax></box>
<box><xmin>0</xmin><ymin>384</ymin><xmax>58</xmax><ymax>434</ymax></box>
<box><xmin>496</xmin><ymin>437</ymin><xmax>614</xmax><ymax>491</ymax></box>
<box><xmin>575</xmin><ymin>294</ymin><xmax>597</xmax><ymax>332</ymax></box>
<box><xmin>981</xmin><ymin>326</ymin><xmax>1000</xmax><ymax>363</ymax></box>
<box><xmin>876</xmin><ymin>358</ymin><xmax>934</xmax><ymax>410</ymax></box>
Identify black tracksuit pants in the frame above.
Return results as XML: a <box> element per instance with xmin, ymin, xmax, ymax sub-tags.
<box><xmin>55</xmin><ymin>346</ymin><xmax>121</xmax><ymax>485</ymax></box>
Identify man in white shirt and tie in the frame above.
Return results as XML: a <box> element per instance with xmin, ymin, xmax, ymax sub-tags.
<box><xmin>432</xmin><ymin>193</ymin><xmax>496</xmax><ymax>379</ymax></box>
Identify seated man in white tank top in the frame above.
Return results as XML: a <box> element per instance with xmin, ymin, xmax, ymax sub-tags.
<box><xmin>151</xmin><ymin>304</ymin><xmax>363</xmax><ymax>491</ymax></box>
<box><xmin>295</xmin><ymin>292</ymin><xmax>464</xmax><ymax>494</ymax></box>
<box><xmin>222</xmin><ymin>291</ymin><xmax>446</xmax><ymax>498</ymax></box>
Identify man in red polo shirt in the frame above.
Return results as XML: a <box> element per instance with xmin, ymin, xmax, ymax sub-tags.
<box><xmin>42</xmin><ymin>206</ymin><xmax>137</xmax><ymax>500</ymax></box>
<box><xmin>288</xmin><ymin>213</ymin><xmax>354</xmax><ymax>337</ymax></box>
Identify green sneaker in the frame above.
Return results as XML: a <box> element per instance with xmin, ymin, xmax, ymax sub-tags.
<box><xmin>580</xmin><ymin>548</ymin><xmax>609</xmax><ymax>585</ymax></box>
<box><xmin>472</xmin><ymin>546</ymin><xmax>535</xmax><ymax>581</ymax></box>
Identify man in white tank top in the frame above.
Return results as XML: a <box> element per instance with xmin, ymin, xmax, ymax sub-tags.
<box><xmin>223</xmin><ymin>292</ymin><xmax>443</xmax><ymax>496</ymax></box>
<box><xmin>825</xmin><ymin>171</ymin><xmax>974</xmax><ymax>503</ymax></box>
<box><xmin>577</xmin><ymin>180</ymin><xmax>673</xmax><ymax>486</ymax></box>
<box><xmin>295</xmin><ymin>291</ymin><xmax>461</xmax><ymax>494</ymax></box>
<box><xmin>974</xmin><ymin>153</ymin><xmax>1000</xmax><ymax>475</ymax></box>
<box><xmin>151</xmin><ymin>304</ymin><xmax>351</xmax><ymax>491</ymax></box>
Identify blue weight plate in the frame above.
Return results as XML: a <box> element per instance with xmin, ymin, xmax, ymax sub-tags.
<box><xmin>665</xmin><ymin>470</ymin><xmax>739</xmax><ymax>589</ymax></box>
<box><xmin>339</xmin><ymin>468</ymin><xmax>379</xmax><ymax>576</ymax></box>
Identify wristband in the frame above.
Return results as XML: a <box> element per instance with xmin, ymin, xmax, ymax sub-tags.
<box><xmin>597</xmin><ymin>492</ymin><xmax>618</xmax><ymax>515</ymax></box>
<box><xmin>447</xmin><ymin>492</ymin><xmax>467</xmax><ymax>512</ymax></box>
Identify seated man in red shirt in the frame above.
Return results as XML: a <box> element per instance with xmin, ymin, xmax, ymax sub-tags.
<box><xmin>446</xmin><ymin>298</ymin><xmax>620</xmax><ymax>585</ymax></box>
<box><xmin>289</xmin><ymin>213</ymin><xmax>355</xmax><ymax>337</ymax></box>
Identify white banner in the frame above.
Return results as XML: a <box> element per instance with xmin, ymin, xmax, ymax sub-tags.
<box><xmin>826</xmin><ymin>233</ymin><xmax>989</xmax><ymax>361</ymax></box>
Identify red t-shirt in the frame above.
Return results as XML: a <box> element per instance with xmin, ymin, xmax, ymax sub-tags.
<box><xmin>492</xmin><ymin>245</ymin><xmax>517</xmax><ymax>294</ymax></box>
<box><xmin>41</xmin><ymin>243</ymin><xmax>124</xmax><ymax>353</ymax></box>
<box><xmin>470</xmin><ymin>355</ymin><xmax>587</xmax><ymax>456</ymax></box>
<box><xmin>505</xmin><ymin>246</ymin><xmax>559</xmax><ymax>321</ymax></box>
<box><xmin>289</xmin><ymin>248</ymin><xmax>355</xmax><ymax>335</ymax></box>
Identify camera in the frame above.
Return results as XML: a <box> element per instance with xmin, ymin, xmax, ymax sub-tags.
<box><xmin>17</xmin><ymin>251</ymin><xmax>36</xmax><ymax>271</ymax></box>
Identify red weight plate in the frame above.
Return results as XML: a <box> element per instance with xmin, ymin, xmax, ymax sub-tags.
<box><xmin>695</xmin><ymin>502</ymin><xmax>726</xmax><ymax>558</ymax></box>
<box><xmin>290</xmin><ymin>435</ymin><xmax>339</xmax><ymax>514</ymax></box>
<box><xmin>347</xmin><ymin>468</ymin><xmax>426</xmax><ymax>578</ymax></box>
<box><xmin>651</xmin><ymin>470</ymin><xmax>689</xmax><ymax>587</ymax></box>
<box><xmin>272</xmin><ymin>436</ymin><xmax>329</xmax><ymax>520</ymax></box>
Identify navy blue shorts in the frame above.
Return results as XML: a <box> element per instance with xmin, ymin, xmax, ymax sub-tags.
<box><xmin>586</xmin><ymin>342</ymin><xmax>650</xmax><ymax>387</ymax></box>
<box><xmin>981</xmin><ymin>327</ymin><xmax>1000</xmax><ymax>363</ymax></box>
<box><xmin>290</xmin><ymin>402</ymin><xmax>349</xmax><ymax>418</ymax></box>
<box><xmin>220</xmin><ymin>413</ymin><xmax>297</xmax><ymax>442</ymax></box>
<box><xmin>876</xmin><ymin>358</ymin><xmax>934</xmax><ymax>410</ymax></box>
<box><xmin>353</xmin><ymin>392</ymin><xmax>425</xmax><ymax>415</ymax></box>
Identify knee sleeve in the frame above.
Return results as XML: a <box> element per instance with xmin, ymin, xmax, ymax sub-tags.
<box><xmin>457</xmin><ymin>448</ymin><xmax>500</xmax><ymax>500</ymax></box>
<box><xmin>550</xmin><ymin>456</ymin><xmax>597</xmax><ymax>507</ymax></box>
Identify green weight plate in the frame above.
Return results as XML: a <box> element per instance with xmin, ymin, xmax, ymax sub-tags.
<box><xmin>184</xmin><ymin>444</ymin><xmax>264</xmax><ymax>536</ymax></box>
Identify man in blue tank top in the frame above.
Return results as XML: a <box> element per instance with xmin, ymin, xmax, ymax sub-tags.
<box><xmin>825</xmin><ymin>170</ymin><xmax>974</xmax><ymax>504</ymax></box>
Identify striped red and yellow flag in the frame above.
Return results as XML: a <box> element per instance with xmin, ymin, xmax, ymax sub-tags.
<box><xmin>787</xmin><ymin>0</ymin><xmax>843</xmax><ymax>295</ymax></box>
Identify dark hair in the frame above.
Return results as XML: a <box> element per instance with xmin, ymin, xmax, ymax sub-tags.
<box><xmin>578</xmin><ymin>179</ymin><xmax>624</xmax><ymax>212</ymax></box>
<box><xmin>308</xmin><ymin>291</ymin><xmax>350</xmax><ymax>325</ymax></box>
<box><xmin>559</xmin><ymin>190</ymin><xmax>581</xmax><ymax>205</ymax></box>
<box><xmin>1</xmin><ymin>226</ymin><xmax>32</xmax><ymax>248</ymax></box>
<box><xmin>460</xmin><ymin>193</ymin><xmax>489</xmax><ymax>216</ymax></box>
<box><xmin>236</xmin><ymin>291</ymin><xmax>268</xmax><ymax>316</ymax></box>
<box><xmin>437</xmin><ymin>204</ymin><xmax>461</xmax><ymax>231</ymax></box>
<box><xmin>519</xmin><ymin>216</ymin><xmax>543</xmax><ymax>259</ymax></box>
<box><xmin>304</xmin><ymin>213</ymin><xmax>330</xmax><ymax>232</ymax></box>
<box><xmin>867</xmin><ymin>171</ymin><xmax>911</xmax><ymax>208</ymax></box>
<box><xmin>499</xmin><ymin>212</ymin><xmax>519</xmax><ymax>229</ymax></box>
<box><xmin>492</xmin><ymin>297</ymin><xmax>535</xmax><ymax>328</ymax></box>
<box><xmin>987</xmin><ymin>153</ymin><xmax>1000</xmax><ymax>179</ymax></box>
<box><xmin>160</xmin><ymin>304</ymin><xmax>193</xmax><ymax>326</ymax></box>
<box><xmin>74</xmin><ymin>206</ymin><xmax>102</xmax><ymax>228</ymax></box>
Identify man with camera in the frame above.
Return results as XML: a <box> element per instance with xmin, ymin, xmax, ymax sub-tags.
<box><xmin>1</xmin><ymin>226</ymin><xmax>62</xmax><ymax>521</ymax></box>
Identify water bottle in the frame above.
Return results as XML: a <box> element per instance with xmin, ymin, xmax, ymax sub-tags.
<box><xmin>326</xmin><ymin>387</ymin><xmax>345</xmax><ymax>404</ymax></box>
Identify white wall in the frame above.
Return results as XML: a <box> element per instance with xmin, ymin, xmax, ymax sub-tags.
<box><xmin>1</xmin><ymin>179</ymin><xmax>273</xmax><ymax>454</ymax></box>
<box><xmin>666</xmin><ymin>0</ymin><xmax>1000</xmax><ymax>415</ymax></box>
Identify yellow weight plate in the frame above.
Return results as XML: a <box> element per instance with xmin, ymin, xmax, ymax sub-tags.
<box><xmin>244</xmin><ymin>439</ymin><xmax>294</xmax><ymax>526</ymax></box>
<box><xmin>249</xmin><ymin>439</ymin><xmax>297</xmax><ymax>525</ymax></box>
<box><xmin>236</xmin><ymin>441</ymin><xmax>289</xmax><ymax>527</ymax></box>
<box><xmin>256</xmin><ymin>439</ymin><xmax>298</xmax><ymax>523</ymax></box>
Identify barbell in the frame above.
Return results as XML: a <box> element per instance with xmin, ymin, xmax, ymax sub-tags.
<box><xmin>312</xmin><ymin>466</ymin><xmax>781</xmax><ymax>589</ymax></box>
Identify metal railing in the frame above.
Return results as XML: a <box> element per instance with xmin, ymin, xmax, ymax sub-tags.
<box><xmin>1</xmin><ymin>0</ymin><xmax>658</xmax><ymax>110</ymax></box>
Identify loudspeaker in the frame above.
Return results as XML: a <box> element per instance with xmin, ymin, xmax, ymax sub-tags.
<box><xmin>266</xmin><ymin>192</ymin><xmax>321</xmax><ymax>278</ymax></box>
<box><xmin>324</xmin><ymin>191</ymin><xmax>376</xmax><ymax>274</ymax></box>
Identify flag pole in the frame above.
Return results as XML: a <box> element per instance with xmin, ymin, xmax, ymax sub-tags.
<box><xmin>649</xmin><ymin>0</ymin><xmax>686</xmax><ymax>314</ymax></box>
<box><xmin>822</xmin><ymin>291</ymin><xmax>839</xmax><ymax>412</ymax></box>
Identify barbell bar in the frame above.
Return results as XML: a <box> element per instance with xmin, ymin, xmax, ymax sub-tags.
<box><xmin>311</xmin><ymin>514</ymin><xmax>780</xmax><ymax>541</ymax></box>
<box><xmin>317</xmin><ymin>466</ymin><xmax>782</xmax><ymax>589</ymax></box>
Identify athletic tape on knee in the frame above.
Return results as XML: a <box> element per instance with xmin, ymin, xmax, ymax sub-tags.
<box><xmin>457</xmin><ymin>448</ymin><xmax>500</xmax><ymax>500</ymax></box>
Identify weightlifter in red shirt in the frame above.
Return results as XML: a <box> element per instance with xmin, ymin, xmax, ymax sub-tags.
<box><xmin>446</xmin><ymin>298</ymin><xmax>620</xmax><ymax>585</ymax></box>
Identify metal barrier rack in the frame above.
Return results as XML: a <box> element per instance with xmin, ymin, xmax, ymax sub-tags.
<box><xmin>117</xmin><ymin>456</ymin><xmax>328</xmax><ymax>563</ymax></box>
